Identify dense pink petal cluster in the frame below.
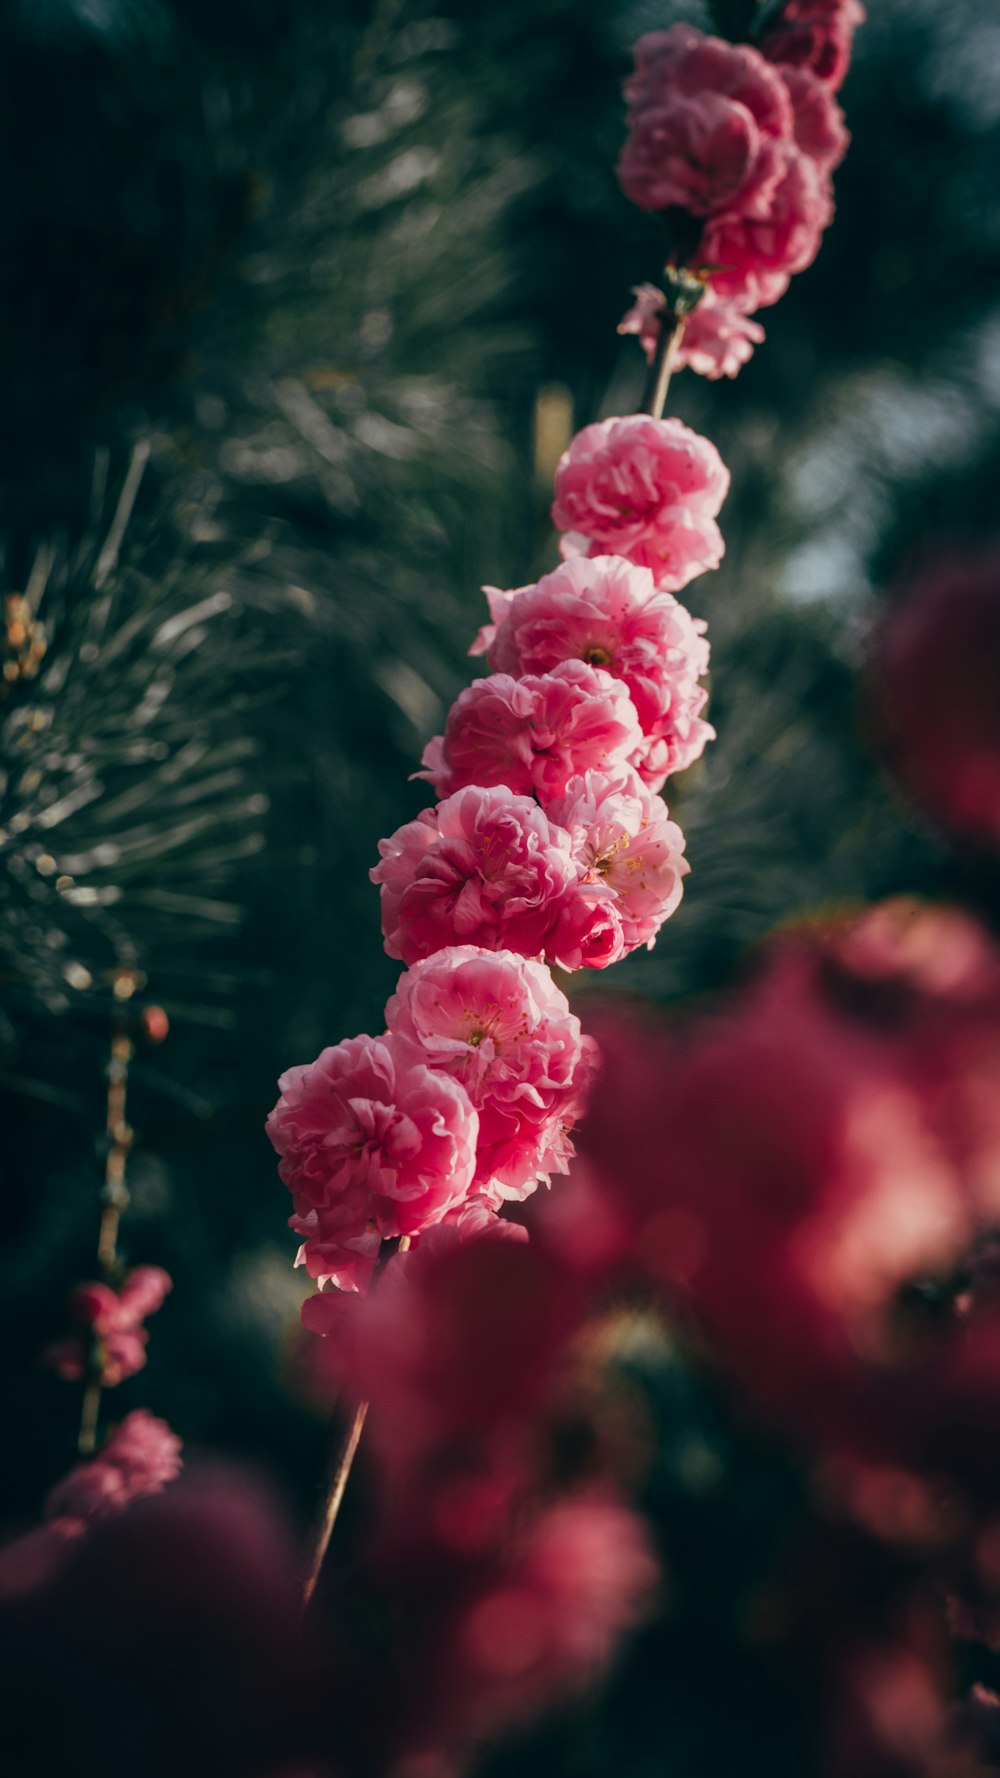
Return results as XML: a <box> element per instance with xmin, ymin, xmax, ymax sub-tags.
<box><xmin>551</xmin><ymin>416</ymin><xmax>729</xmax><ymax>590</ymax></box>
<box><xmin>700</xmin><ymin>141</ymin><xmax>832</xmax><ymax>310</ymax></box>
<box><xmin>780</xmin><ymin>63</ymin><xmax>851</xmax><ymax>169</ymax></box>
<box><xmin>619</xmin><ymin>282</ymin><xmax>766</xmax><ymax>379</ymax></box>
<box><xmin>44</xmin><ymin>1266</ymin><xmax>172</xmax><ymax>1387</ymax></box>
<box><xmin>386</xmin><ymin>946</ymin><xmax>598</xmax><ymax>1201</ymax></box>
<box><xmin>267</xmin><ymin>1033</ymin><xmax>480</xmax><ymax>1291</ymax></box>
<box><xmin>618</xmin><ymin>26</ymin><xmax>793</xmax><ymax>217</ymax></box>
<box><xmin>418</xmin><ymin>658</ymin><xmax>643</xmax><ymax>803</ymax></box>
<box><xmin>760</xmin><ymin>0</ymin><xmax>866</xmax><ymax>93</ymax></box>
<box><xmin>548</xmin><ymin>770</ymin><xmax>689</xmax><ymax>954</ymax></box>
<box><xmin>45</xmin><ymin>1410</ymin><xmax>183</xmax><ymax>1529</ymax></box>
<box><xmin>372</xmin><ymin>783</ymin><xmax>623</xmax><ymax>973</ymax></box>
<box><xmin>616</xmin><ymin>17</ymin><xmax>858</xmax><ymax>377</ymax></box>
<box><xmin>472</xmin><ymin>555</ymin><xmax>713</xmax><ymax>784</ymax></box>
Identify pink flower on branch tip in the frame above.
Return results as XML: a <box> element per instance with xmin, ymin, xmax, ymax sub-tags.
<box><xmin>44</xmin><ymin>1265</ymin><xmax>173</xmax><ymax>1387</ymax></box>
<box><xmin>417</xmin><ymin>659</ymin><xmax>643</xmax><ymax>805</ymax></box>
<box><xmin>618</xmin><ymin>25</ymin><xmax>794</xmax><ymax>219</ymax></box>
<box><xmin>45</xmin><ymin>1410</ymin><xmax>183</xmax><ymax>1529</ymax></box>
<box><xmin>267</xmin><ymin>1033</ymin><xmax>480</xmax><ymax>1292</ymax></box>
<box><xmin>373</xmin><ymin>784</ymin><xmax>625</xmax><ymax>975</ymax></box>
<box><xmin>759</xmin><ymin>0</ymin><xmax>866</xmax><ymax>94</ymax></box>
<box><xmin>472</xmin><ymin>555</ymin><xmax>713</xmax><ymax>785</ymax></box>
<box><xmin>619</xmin><ymin>283</ymin><xmax>766</xmax><ymax>381</ymax></box>
<box><xmin>386</xmin><ymin>946</ymin><xmax>598</xmax><ymax>1203</ymax></box>
<box><xmin>551</xmin><ymin>416</ymin><xmax>729</xmax><ymax>592</ymax></box>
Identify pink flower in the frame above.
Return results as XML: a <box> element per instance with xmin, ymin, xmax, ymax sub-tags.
<box><xmin>372</xmin><ymin>783</ymin><xmax>623</xmax><ymax>973</ymax></box>
<box><xmin>45</xmin><ymin>1410</ymin><xmax>183</xmax><ymax>1527</ymax></box>
<box><xmin>385</xmin><ymin>946</ymin><xmax>598</xmax><ymax>1201</ymax></box>
<box><xmin>44</xmin><ymin>1266</ymin><xmax>172</xmax><ymax>1388</ymax></box>
<box><xmin>759</xmin><ymin>0</ymin><xmax>866</xmax><ymax>93</ymax></box>
<box><xmin>677</xmin><ymin>289</ymin><xmax>767</xmax><ymax>378</ymax></box>
<box><xmin>700</xmin><ymin>142</ymin><xmax>832</xmax><ymax>309</ymax></box>
<box><xmin>618</xmin><ymin>26</ymin><xmax>793</xmax><ymax>218</ymax></box>
<box><xmin>301</xmin><ymin>1218</ymin><xmax>592</xmax><ymax>1475</ymax></box>
<box><xmin>267</xmin><ymin>1033</ymin><xmax>480</xmax><ymax>1290</ymax></box>
<box><xmin>619</xmin><ymin>283</ymin><xmax>766</xmax><ymax>381</ymax></box>
<box><xmin>872</xmin><ymin>547</ymin><xmax>1000</xmax><ymax>853</ymax></box>
<box><xmin>779</xmin><ymin>65</ymin><xmax>850</xmax><ymax>170</ymax></box>
<box><xmin>547</xmin><ymin>770</ymin><xmax>689</xmax><ymax>955</ymax></box>
<box><xmin>617</xmin><ymin>283</ymin><xmax>668</xmax><ymax>363</ymax></box>
<box><xmin>551</xmin><ymin>416</ymin><xmax>729</xmax><ymax>592</ymax></box>
<box><xmin>454</xmin><ymin>1494</ymin><xmax>659</xmax><ymax>1736</ymax></box>
<box><xmin>472</xmin><ymin>555</ymin><xmax>713</xmax><ymax>785</ymax></box>
<box><xmin>417</xmin><ymin>659</ymin><xmax>644</xmax><ymax>803</ymax></box>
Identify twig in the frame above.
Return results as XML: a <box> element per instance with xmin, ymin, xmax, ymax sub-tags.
<box><xmin>643</xmin><ymin>311</ymin><xmax>688</xmax><ymax>420</ymax></box>
<box><xmin>77</xmin><ymin>970</ymin><xmax>138</xmax><ymax>1455</ymax></box>
<box><xmin>302</xmin><ymin>1234</ymin><xmax>411</xmax><ymax>1605</ymax></box>
<box><xmin>303</xmin><ymin>1399</ymin><xmax>369</xmax><ymax>1605</ymax></box>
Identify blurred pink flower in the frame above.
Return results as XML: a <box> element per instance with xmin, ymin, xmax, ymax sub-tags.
<box><xmin>700</xmin><ymin>142</ymin><xmax>832</xmax><ymax>310</ymax></box>
<box><xmin>780</xmin><ymin>64</ymin><xmax>851</xmax><ymax>169</ymax></box>
<box><xmin>582</xmin><ymin>904</ymin><xmax>1000</xmax><ymax>1453</ymax></box>
<box><xmin>759</xmin><ymin>0</ymin><xmax>866</xmax><ymax>93</ymax></box>
<box><xmin>618</xmin><ymin>25</ymin><xmax>793</xmax><ymax>217</ymax></box>
<box><xmin>267</xmin><ymin>1033</ymin><xmax>480</xmax><ymax>1290</ymax></box>
<box><xmin>45</xmin><ymin>1410</ymin><xmax>183</xmax><ymax>1528</ymax></box>
<box><xmin>547</xmin><ymin>769</ymin><xmax>689</xmax><ymax>954</ymax></box>
<box><xmin>472</xmin><ymin>555</ymin><xmax>713</xmax><ymax>785</ymax></box>
<box><xmin>373</xmin><ymin>783</ymin><xmax>623</xmax><ymax>973</ymax></box>
<box><xmin>873</xmin><ymin>547</ymin><xmax>1000</xmax><ymax>853</ymax></box>
<box><xmin>44</xmin><ymin>1266</ymin><xmax>172</xmax><ymax>1388</ymax></box>
<box><xmin>552</xmin><ymin>416</ymin><xmax>729</xmax><ymax>591</ymax></box>
<box><xmin>453</xmin><ymin>1494</ymin><xmax>659</xmax><ymax>1736</ymax></box>
<box><xmin>302</xmin><ymin>1218</ymin><xmax>591</xmax><ymax>1477</ymax></box>
<box><xmin>418</xmin><ymin>661</ymin><xmax>643</xmax><ymax>805</ymax></box>
<box><xmin>386</xmin><ymin>946</ymin><xmax>597</xmax><ymax>1201</ymax></box>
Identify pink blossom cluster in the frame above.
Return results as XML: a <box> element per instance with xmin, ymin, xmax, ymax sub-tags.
<box><xmin>616</xmin><ymin>10</ymin><xmax>861</xmax><ymax>378</ymax></box>
<box><xmin>44</xmin><ymin>1265</ymin><xmax>172</xmax><ymax>1387</ymax></box>
<box><xmin>0</xmin><ymin>1411</ymin><xmax>184</xmax><ymax>1605</ymax></box>
<box><xmin>45</xmin><ymin>1409</ymin><xmax>183</xmax><ymax>1530</ymax></box>
<box><xmin>271</xmin><ymin>434</ymin><xmax>717</xmax><ymax>1295</ymax></box>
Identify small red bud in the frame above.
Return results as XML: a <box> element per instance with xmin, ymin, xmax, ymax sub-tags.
<box><xmin>141</xmin><ymin>1006</ymin><xmax>170</xmax><ymax>1045</ymax></box>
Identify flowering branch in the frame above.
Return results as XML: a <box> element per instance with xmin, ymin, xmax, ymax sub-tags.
<box><xmin>269</xmin><ymin>0</ymin><xmax>862</xmax><ymax>1653</ymax></box>
<box><xmin>78</xmin><ymin>974</ymin><xmax>137</xmax><ymax>1451</ymax></box>
<box><xmin>42</xmin><ymin>968</ymin><xmax>174</xmax><ymax>1467</ymax></box>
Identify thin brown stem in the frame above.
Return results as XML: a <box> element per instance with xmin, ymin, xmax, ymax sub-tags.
<box><xmin>303</xmin><ymin>1398</ymin><xmax>369</xmax><ymax>1605</ymax></box>
<box><xmin>643</xmin><ymin>312</ymin><xmax>687</xmax><ymax>420</ymax></box>
<box><xmin>302</xmin><ymin>1233</ymin><xmax>411</xmax><ymax>1605</ymax></box>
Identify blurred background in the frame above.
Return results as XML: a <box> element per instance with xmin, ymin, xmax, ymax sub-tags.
<box><xmin>1</xmin><ymin>0</ymin><xmax>999</xmax><ymax>1771</ymax></box>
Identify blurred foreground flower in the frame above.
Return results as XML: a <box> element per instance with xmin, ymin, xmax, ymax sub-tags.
<box><xmin>873</xmin><ymin>546</ymin><xmax>1000</xmax><ymax>853</ymax></box>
